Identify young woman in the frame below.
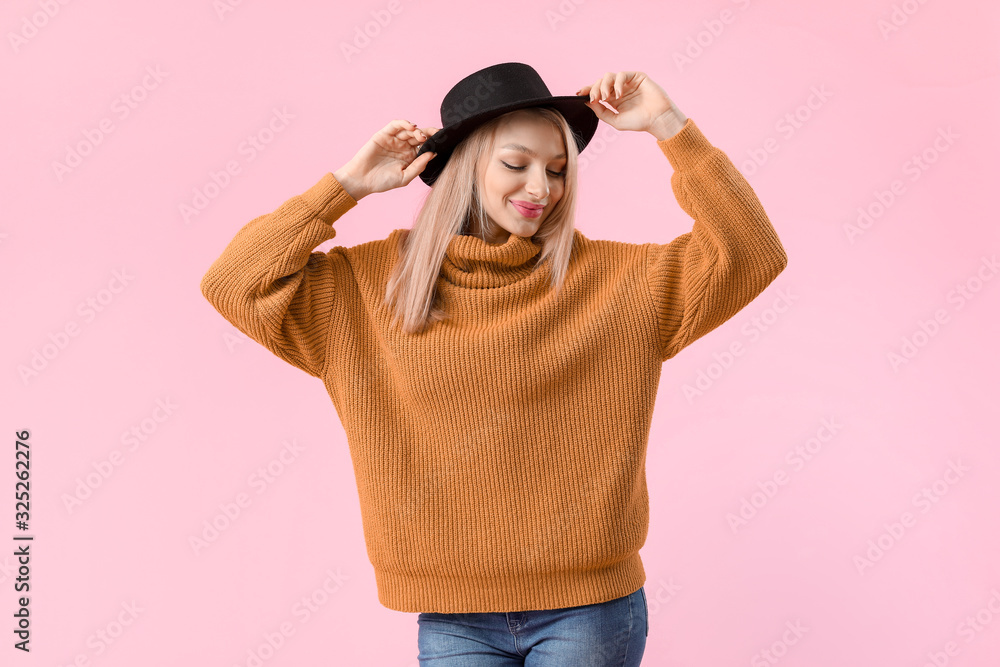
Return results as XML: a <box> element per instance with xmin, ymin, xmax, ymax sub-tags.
<box><xmin>200</xmin><ymin>62</ymin><xmax>788</xmax><ymax>666</ymax></box>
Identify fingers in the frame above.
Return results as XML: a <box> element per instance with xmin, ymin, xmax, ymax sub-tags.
<box><xmin>379</xmin><ymin>119</ymin><xmax>420</xmax><ymax>143</ymax></box>
<box><xmin>601</xmin><ymin>71</ymin><xmax>629</xmax><ymax>101</ymax></box>
<box><xmin>598</xmin><ymin>72</ymin><xmax>613</xmax><ymax>102</ymax></box>
<box><xmin>382</xmin><ymin>119</ymin><xmax>418</xmax><ymax>136</ymax></box>
<box><xmin>576</xmin><ymin>72</ymin><xmax>638</xmax><ymax>103</ymax></box>
<box><xmin>401</xmin><ymin>147</ymin><xmax>437</xmax><ymax>185</ymax></box>
<box><xmin>382</xmin><ymin>120</ymin><xmax>439</xmax><ymax>150</ymax></box>
<box><xmin>408</xmin><ymin>126</ymin><xmax>440</xmax><ymax>148</ymax></box>
<box><xmin>577</xmin><ymin>79</ymin><xmax>608</xmax><ymax>104</ymax></box>
<box><xmin>402</xmin><ymin>128</ymin><xmax>425</xmax><ymax>149</ymax></box>
<box><xmin>613</xmin><ymin>71</ymin><xmax>627</xmax><ymax>100</ymax></box>
<box><xmin>402</xmin><ymin>127</ymin><xmax>441</xmax><ymax>152</ymax></box>
<box><xmin>381</xmin><ymin>120</ymin><xmax>438</xmax><ymax>137</ymax></box>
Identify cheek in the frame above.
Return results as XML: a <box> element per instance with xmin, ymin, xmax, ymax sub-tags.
<box><xmin>490</xmin><ymin>177</ymin><xmax>521</xmax><ymax>204</ymax></box>
<box><xmin>551</xmin><ymin>181</ymin><xmax>566</xmax><ymax>203</ymax></box>
<box><xmin>484</xmin><ymin>170</ymin><xmax>517</xmax><ymax>197</ymax></box>
<box><xmin>498</xmin><ymin>171</ymin><xmax>522</xmax><ymax>190</ymax></box>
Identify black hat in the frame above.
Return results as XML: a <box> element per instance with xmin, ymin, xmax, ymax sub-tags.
<box><xmin>415</xmin><ymin>62</ymin><xmax>599</xmax><ymax>186</ymax></box>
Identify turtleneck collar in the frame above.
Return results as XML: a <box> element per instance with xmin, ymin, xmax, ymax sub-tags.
<box><xmin>440</xmin><ymin>232</ymin><xmax>544</xmax><ymax>289</ymax></box>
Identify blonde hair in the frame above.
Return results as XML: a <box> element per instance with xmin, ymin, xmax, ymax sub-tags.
<box><xmin>384</xmin><ymin>107</ymin><xmax>581</xmax><ymax>335</ymax></box>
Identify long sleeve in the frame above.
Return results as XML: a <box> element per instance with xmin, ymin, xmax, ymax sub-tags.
<box><xmin>645</xmin><ymin>118</ymin><xmax>788</xmax><ymax>361</ymax></box>
<box><xmin>199</xmin><ymin>172</ymin><xmax>358</xmax><ymax>378</ymax></box>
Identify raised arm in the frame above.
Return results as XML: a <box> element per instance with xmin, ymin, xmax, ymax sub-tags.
<box><xmin>199</xmin><ymin>119</ymin><xmax>440</xmax><ymax>378</ymax></box>
<box><xmin>573</xmin><ymin>71</ymin><xmax>788</xmax><ymax>362</ymax></box>
<box><xmin>199</xmin><ymin>174</ymin><xmax>358</xmax><ymax>378</ymax></box>
<box><xmin>646</xmin><ymin>117</ymin><xmax>788</xmax><ymax>361</ymax></box>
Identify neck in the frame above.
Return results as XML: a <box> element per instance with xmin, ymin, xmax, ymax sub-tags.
<box><xmin>465</xmin><ymin>215</ymin><xmax>510</xmax><ymax>246</ymax></box>
<box><xmin>440</xmin><ymin>231</ymin><xmax>544</xmax><ymax>289</ymax></box>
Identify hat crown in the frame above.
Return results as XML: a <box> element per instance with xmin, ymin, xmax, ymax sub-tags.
<box><xmin>417</xmin><ymin>62</ymin><xmax>599</xmax><ymax>186</ymax></box>
<box><xmin>439</xmin><ymin>62</ymin><xmax>551</xmax><ymax>128</ymax></box>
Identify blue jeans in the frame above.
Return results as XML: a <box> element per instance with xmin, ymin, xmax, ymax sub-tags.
<box><xmin>417</xmin><ymin>586</ymin><xmax>648</xmax><ymax>666</ymax></box>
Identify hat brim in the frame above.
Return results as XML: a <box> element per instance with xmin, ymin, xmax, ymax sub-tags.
<box><xmin>416</xmin><ymin>95</ymin><xmax>599</xmax><ymax>187</ymax></box>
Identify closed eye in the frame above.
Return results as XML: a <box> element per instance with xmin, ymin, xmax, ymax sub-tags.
<box><xmin>501</xmin><ymin>161</ymin><xmax>565</xmax><ymax>177</ymax></box>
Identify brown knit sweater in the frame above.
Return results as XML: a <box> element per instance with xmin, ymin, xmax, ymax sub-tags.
<box><xmin>199</xmin><ymin>118</ymin><xmax>788</xmax><ymax>613</ymax></box>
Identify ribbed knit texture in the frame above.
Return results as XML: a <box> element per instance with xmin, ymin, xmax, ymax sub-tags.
<box><xmin>199</xmin><ymin>118</ymin><xmax>788</xmax><ymax>613</ymax></box>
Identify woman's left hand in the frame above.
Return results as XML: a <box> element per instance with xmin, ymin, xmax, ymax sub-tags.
<box><xmin>575</xmin><ymin>71</ymin><xmax>686</xmax><ymax>138</ymax></box>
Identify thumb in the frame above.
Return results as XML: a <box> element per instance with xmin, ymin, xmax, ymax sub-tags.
<box><xmin>586</xmin><ymin>99</ymin><xmax>617</xmax><ymax>124</ymax></box>
<box><xmin>403</xmin><ymin>150</ymin><xmax>436</xmax><ymax>185</ymax></box>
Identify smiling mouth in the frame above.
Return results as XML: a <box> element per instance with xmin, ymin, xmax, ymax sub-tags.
<box><xmin>510</xmin><ymin>201</ymin><xmax>544</xmax><ymax>218</ymax></box>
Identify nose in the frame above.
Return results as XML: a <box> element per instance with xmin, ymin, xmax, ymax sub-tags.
<box><xmin>525</xmin><ymin>166</ymin><xmax>550</xmax><ymax>200</ymax></box>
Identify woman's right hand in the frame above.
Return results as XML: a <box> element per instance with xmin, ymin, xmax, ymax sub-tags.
<box><xmin>333</xmin><ymin>120</ymin><xmax>439</xmax><ymax>200</ymax></box>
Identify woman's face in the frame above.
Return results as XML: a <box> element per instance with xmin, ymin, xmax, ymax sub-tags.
<box><xmin>475</xmin><ymin>112</ymin><xmax>567</xmax><ymax>244</ymax></box>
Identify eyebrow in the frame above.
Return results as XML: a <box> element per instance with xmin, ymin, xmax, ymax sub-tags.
<box><xmin>501</xmin><ymin>143</ymin><xmax>566</xmax><ymax>160</ymax></box>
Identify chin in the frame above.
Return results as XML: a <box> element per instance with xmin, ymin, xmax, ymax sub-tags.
<box><xmin>510</xmin><ymin>217</ymin><xmax>542</xmax><ymax>234</ymax></box>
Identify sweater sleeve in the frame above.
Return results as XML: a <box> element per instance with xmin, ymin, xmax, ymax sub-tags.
<box><xmin>199</xmin><ymin>172</ymin><xmax>358</xmax><ymax>378</ymax></box>
<box><xmin>645</xmin><ymin>118</ymin><xmax>788</xmax><ymax>361</ymax></box>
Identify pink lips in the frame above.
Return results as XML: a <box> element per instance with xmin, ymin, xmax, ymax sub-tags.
<box><xmin>511</xmin><ymin>200</ymin><xmax>544</xmax><ymax>218</ymax></box>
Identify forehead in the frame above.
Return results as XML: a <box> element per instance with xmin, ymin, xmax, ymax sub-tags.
<box><xmin>494</xmin><ymin>114</ymin><xmax>566</xmax><ymax>159</ymax></box>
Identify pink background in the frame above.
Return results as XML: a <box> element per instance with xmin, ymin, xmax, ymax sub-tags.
<box><xmin>3</xmin><ymin>0</ymin><xmax>999</xmax><ymax>665</ymax></box>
